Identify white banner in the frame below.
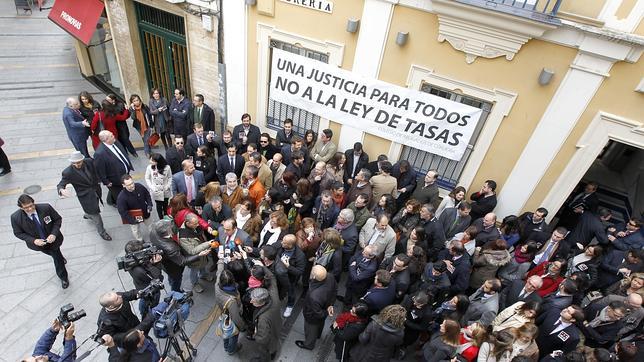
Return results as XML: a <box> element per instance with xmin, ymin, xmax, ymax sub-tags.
<box><xmin>269</xmin><ymin>48</ymin><xmax>483</xmax><ymax>161</ymax></box>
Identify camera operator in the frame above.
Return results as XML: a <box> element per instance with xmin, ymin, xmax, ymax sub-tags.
<box><xmin>97</xmin><ymin>289</ymin><xmax>141</xmax><ymax>348</ymax></box>
<box><xmin>124</xmin><ymin>240</ymin><xmax>163</xmax><ymax>317</ymax></box>
<box><xmin>149</xmin><ymin>219</ymin><xmax>211</xmax><ymax>292</ymax></box>
<box><xmin>23</xmin><ymin>320</ymin><xmax>76</xmax><ymax>362</ymax></box>
<box><xmin>100</xmin><ymin>297</ymin><xmax>170</xmax><ymax>362</ymax></box>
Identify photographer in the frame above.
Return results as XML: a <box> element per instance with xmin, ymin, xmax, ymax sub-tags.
<box><xmin>101</xmin><ymin>296</ymin><xmax>172</xmax><ymax>361</ymax></box>
<box><xmin>24</xmin><ymin>320</ymin><xmax>76</xmax><ymax>362</ymax></box>
<box><xmin>123</xmin><ymin>240</ymin><xmax>164</xmax><ymax>317</ymax></box>
<box><xmin>149</xmin><ymin>219</ymin><xmax>211</xmax><ymax>292</ymax></box>
<box><xmin>97</xmin><ymin>289</ymin><xmax>141</xmax><ymax>347</ymax></box>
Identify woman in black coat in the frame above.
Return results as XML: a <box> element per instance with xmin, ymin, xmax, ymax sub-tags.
<box><xmin>194</xmin><ymin>145</ymin><xmax>217</xmax><ymax>183</ymax></box>
<box><xmin>350</xmin><ymin>304</ymin><xmax>406</xmax><ymax>361</ymax></box>
<box><xmin>332</xmin><ymin>302</ymin><xmax>369</xmax><ymax>361</ymax></box>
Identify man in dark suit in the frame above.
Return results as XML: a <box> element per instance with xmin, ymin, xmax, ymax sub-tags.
<box><xmin>518</xmin><ymin>207</ymin><xmax>550</xmax><ymax>243</ymax></box>
<box><xmin>94</xmin><ymin>130</ymin><xmax>133</xmax><ymax>206</ymax></box>
<box><xmin>438</xmin><ymin>202</ymin><xmax>472</xmax><ymax>240</ymax></box>
<box><xmin>232</xmin><ymin>113</ymin><xmax>261</xmax><ymax>155</ymax></box>
<box><xmin>280</xmin><ymin>136</ymin><xmax>309</xmax><ymax>166</ymax></box>
<box><xmin>499</xmin><ymin>276</ymin><xmax>543</xmax><ymax>310</ymax></box>
<box><xmin>259</xmin><ymin>133</ymin><xmax>279</xmax><ymax>161</ymax></box>
<box><xmin>537</xmin><ymin>279</ymin><xmax>578</xmax><ymax>320</ymax></box>
<box><xmin>566</xmin><ymin>207</ymin><xmax>611</xmax><ymax>249</ymax></box>
<box><xmin>165</xmin><ymin>136</ymin><xmax>190</xmax><ymax>174</ymax></box>
<box><xmin>275</xmin><ymin>118</ymin><xmax>295</xmax><ymax>147</ymax></box>
<box><xmin>187</xmin><ymin>94</ymin><xmax>215</xmax><ymax>132</ymax></box>
<box><xmin>11</xmin><ymin>194</ymin><xmax>69</xmax><ymax>288</ymax></box>
<box><xmin>469</xmin><ymin>180</ymin><xmax>498</xmax><ymax>222</ymax></box>
<box><xmin>391</xmin><ymin>160</ymin><xmax>417</xmax><ymax>208</ymax></box>
<box><xmin>344</xmin><ymin>142</ymin><xmax>369</xmax><ymax>187</ymax></box>
<box><xmin>410</xmin><ymin>169</ymin><xmax>440</xmax><ymax>209</ymax></box>
<box><xmin>558</xmin><ymin>181</ymin><xmax>600</xmax><ymax>229</ymax></box>
<box><xmin>366</xmin><ymin>154</ymin><xmax>387</xmax><ymax>177</ymax></box>
<box><xmin>536</xmin><ymin>305</ymin><xmax>584</xmax><ymax>359</ymax></box>
<box><xmin>419</xmin><ymin>204</ymin><xmax>447</xmax><ymax>259</ymax></box>
<box><xmin>217</xmin><ymin>143</ymin><xmax>245</xmax><ymax>184</ymax></box>
<box><xmin>171</xmin><ymin>160</ymin><xmax>206</xmax><ymax>205</ymax></box>
<box><xmin>185</xmin><ymin>123</ymin><xmax>209</xmax><ymax>157</ymax></box>
<box><xmin>439</xmin><ymin>241</ymin><xmax>471</xmax><ymax>296</ymax></box>
<box><xmin>57</xmin><ymin>151</ymin><xmax>111</xmax><ymax>241</ymax></box>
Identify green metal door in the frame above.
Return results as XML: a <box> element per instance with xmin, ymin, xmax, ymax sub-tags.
<box><xmin>135</xmin><ymin>2</ymin><xmax>190</xmax><ymax>99</ymax></box>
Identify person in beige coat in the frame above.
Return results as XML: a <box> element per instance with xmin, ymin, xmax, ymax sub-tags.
<box><xmin>178</xmin><ymin>213</ymin><xmax>213</xmax><ymax>293</ymax></box>
<box><xmin>369</xmin><ymin>161</ymin><xmax>397</xmax><ymax>209</ymax></box>
<box><xmin>358</xmin><ymin>214</ymin><xmax>397</xmax><ymax>259</ymax></box>
<box><xmin>491</xmin><ymin>301</ymin><xmax>539</xmax><ymax>332</ymax></box>
<box><xmin>309</xmin><ymin>128</ymin><xmax>337</xmax><ymax>163</ymax></box>
<box><xmin>242</xmin><ymin>151</ymin><xmax>273</xmax><ymax>190</ymax></box>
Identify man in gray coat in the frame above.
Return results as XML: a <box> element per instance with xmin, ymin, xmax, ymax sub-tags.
<box><xmin>57</xmin><ymin>151</ymin><xmax>111</xmax><ymax>240</ymax></box>
<box><xmin>250</xmin><ymin>287</ymin><xmax>282</xmax><ymax>361</ymax></box>
<box><xmin>462</xmin><ymin>278</ymin><xmax>502</xmax><ymax>326</ymax></box>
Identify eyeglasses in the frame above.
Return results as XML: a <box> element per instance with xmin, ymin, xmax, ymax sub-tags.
<box><xmin>175</xmin><ymin>142</ymin><xmax>184</xmax><ymax>145</ymax></box>
<box><xmin>260</xmin><ymin>141</ymin><xmax>268</xmax><ymax>144</ymax></box>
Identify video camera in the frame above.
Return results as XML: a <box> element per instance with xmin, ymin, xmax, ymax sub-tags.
<box><xmin>153</xmin><ymin>291</ymin><xmax>193</xmax><ymax>339</ymax></box>
<box><xmin>139</xmin><ymin>279</ymin><xmax>164</xmax><ymax>300</ymax></box>
<box><xmin>116</xmin><ymin>244</ymin><xmax>163</xmax><ymax>271</ymax></box>
<box><xmin>58</xmin><ymin>303</ymin><xmax>86</xmax><ymax>328</ymax></box>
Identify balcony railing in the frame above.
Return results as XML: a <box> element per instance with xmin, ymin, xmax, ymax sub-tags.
<box><xmin>454</xmin><ymin>0</ymin><xmax>564</xmax><ymax>25</ymax></box>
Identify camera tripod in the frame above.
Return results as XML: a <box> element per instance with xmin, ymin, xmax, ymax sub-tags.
<box><xmin>159</xmin><ymin>314</ymin><xmax>197</xmax><ymax>362</ymax></box>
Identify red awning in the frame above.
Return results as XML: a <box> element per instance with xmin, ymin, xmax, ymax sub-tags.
<box><xmin>48</xmin><ymin>0</ymin><xmax>105</xmax><ymax>45</ymax></box>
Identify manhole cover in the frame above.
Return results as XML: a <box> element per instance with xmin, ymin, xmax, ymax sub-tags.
<box><xmin>24</xmin><ymin>185</ymin><xmax>42</xmax><ymax>194</ymax></box>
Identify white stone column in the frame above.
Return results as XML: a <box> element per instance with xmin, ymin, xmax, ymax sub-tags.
<box><xmin>337</xmin><ymin>0</ymin><xmax>396</xmax><ymax>151</ymax></box>
<box><xmin>223</xmin><ymin>0</ymin><xmax>248</xmax><ymax>128</ymax></box>
<box><xmin>496</xmin><ymin>49</ymin><xmax>616</xmax><ymax>217</ymax></box>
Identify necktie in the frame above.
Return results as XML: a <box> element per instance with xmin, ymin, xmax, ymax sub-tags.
<box><xmin>186</xmin><ymin>176</ymin><xmax>193</xmax><ymax>201</ymax></box>
<box><xmin>197</xmin><ymin>107</ymin><xmax>202</xmax><ymax>120</ymax></box>
<box><xmin>448</xmin><ymin>216</ymin><xmax>460</xmax><ymax>235</ymax></box>
<box><xmin>32</xmin><ymin>214</ymin><xmax>46</xmax><ymax>239</ymax></box>
<box><xmin>538</xmin><ymin>241</ymin><xmax>556</xmax><ymax>265</ymax></box>
<box><xmin>198</xmin><ymin>136</ymin><xmax>203</xmax><ymax>146</ymax></box>
<box><xmin>111</xmin><ymin>144</ymin><xmax>130</xmax><ymax>172</ymax></box>
<box><xmin>230</xmin><ymin>157</ymin><xmax>234</xmax><ymax>169</ymax></box>
<box><xmin>518</xmin><ymin>289</ymin><xmax>526</xmax><ymax>299</ymax></box>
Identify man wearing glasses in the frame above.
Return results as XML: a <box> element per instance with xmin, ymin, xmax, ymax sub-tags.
<box><xmin>165</xmin><ymin>136</ymin><xmax>190</xmax><ymax>174</ymax></box>
<box><xmin>11</xmin><ymin>194</ymin><xmax>70</xmax><ymax>289</ymax></box>
<box><xmin>609</xmin><ymin>218</ymin><xmax>643</xmax><ymax>251</ymax></box>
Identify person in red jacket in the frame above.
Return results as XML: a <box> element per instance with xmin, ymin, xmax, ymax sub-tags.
<box><xmin>526</xmin><ymin>259</ymin><xmax>566</xmax><ymax>297</ymax></box>
<box><xmin>91</xmin><ymin>99</ymin><xmax>130</xmax><ymax>150</ymax></box>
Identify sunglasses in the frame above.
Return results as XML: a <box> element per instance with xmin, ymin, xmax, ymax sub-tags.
<box><xmin>176</xmin><ymin>142</ymin><xmax>184</xmax><ymax>145</ymax></box>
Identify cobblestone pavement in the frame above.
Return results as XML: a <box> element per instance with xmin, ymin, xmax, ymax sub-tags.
<box><xmin>0</xmin><ymin>4</ymin><xmax>349</xmax><ymax>361</ymax></box>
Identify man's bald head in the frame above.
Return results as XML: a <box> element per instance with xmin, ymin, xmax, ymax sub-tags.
<box><xmin>311</xmin><ymin>265</ymin><xmax>327</xmax><ymax>281</ymax></box>
<box><xmin>627</xmin><ymin>293</ymin><xmax>642</xmax><ymax>308</ymax></box>
<box><xmin>99</xmin><ymin>291</ymin><xmax>119</xmax><ymax>309</ymax></box>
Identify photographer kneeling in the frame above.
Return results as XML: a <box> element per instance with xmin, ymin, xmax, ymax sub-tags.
<box><xmin>123</xmin><ymin>240</ymin><xmax>164</xmax><ymax>317</ymax></box>
<box><xmin>97</xmin><ymin>289</ymin><xmax>142</xmax><ymax>348</ymax></box>
<box><xmin>23</xmin><ymin>320</ymin><xmax>76</xmax><ymax>362</ymax></box>
<box><xmin>150</xmin><ymin>219</ymin><xmax>211</xmax><ymax>292</ymax></box>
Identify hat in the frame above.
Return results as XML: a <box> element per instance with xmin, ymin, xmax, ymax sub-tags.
<box><xmin>68</xmin><ymin>151</ymin><xmax>84</xmax><ymax>163</ymax></box>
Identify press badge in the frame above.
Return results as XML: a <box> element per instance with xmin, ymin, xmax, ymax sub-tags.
<box><xmin>196</xmin><ymin>160</ymin><xmax>202</xmax><ymax>167</ymax></box>
<box><xmin>578</xmin><ymin>264</ymin><xmax>588</xmax><ymax>271</ymax></box>
<box><xmin>557</xmin><ymin>331</ymin><xmax>570</xmax><ymax>341</ymax></box>
<box><xmin>43</xmin><ymin>216</ymin><xmax>52</xmax><ymax>224</ymax></box>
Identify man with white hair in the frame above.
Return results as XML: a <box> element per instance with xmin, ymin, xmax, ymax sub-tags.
<box><xmin>249</xmin><ymin>287</ymin><xmax>282</xmax><ymax>361</ymax></box>
<box><xmin>94</xmin><ymin>130</ymin><xmax>134</xmax><ymax>205</ymax></box>
<box><xmin>62</xmin><ymin>97</ymin><xmax>91</xmax><ymax>157</ymax></box>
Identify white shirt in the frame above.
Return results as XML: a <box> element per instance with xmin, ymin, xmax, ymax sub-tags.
<box><xmin>550</xmin><ymin>318</ymin><xmax>571</xmax><ymax>334</ymax></box>
<box><xmin>105</xmin><ymin>143</ymin><xmax>129</xmax><ymax>171</ymax></box>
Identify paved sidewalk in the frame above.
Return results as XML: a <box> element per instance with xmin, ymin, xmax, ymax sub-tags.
<box><xmin>0</xmin><ymin>4</ymin><xmax>347</xmax><ymax>361</ymax></box>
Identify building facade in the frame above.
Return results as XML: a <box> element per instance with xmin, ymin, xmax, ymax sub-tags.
<box><xmin>225</xmin><ymin>0</ymin><xmax>644</xmax><ymax>221</ymax></box>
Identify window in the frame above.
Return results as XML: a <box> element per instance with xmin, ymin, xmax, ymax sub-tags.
<box><xmin>266</xmin><ymin>40</ymin><xmax>329</xmax><ymax>136</ymax></box>
<box><xmin>400</xmin><ymin>83</ymin><xmax>492</xmax><ymax>190</ymax></box>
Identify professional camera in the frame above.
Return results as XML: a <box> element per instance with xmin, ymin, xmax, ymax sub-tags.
<box><xmin>58</xmin><ymin>303</ymin><xmax>86</xmax><ymax>328</ymax></box>
<box><xmin>139</xmin><ymin>279</ymin><xmax>165</xmax><ymax>300</ymax></box>
<box><xmin>116</xmin><ymin>244</ymin><xmax>163</xmax><ymax>271</ymax></box>
<box><xmin>153</xmin><ymin>291</ymin><xmax>193</xmax><ymax>339</ymax></box>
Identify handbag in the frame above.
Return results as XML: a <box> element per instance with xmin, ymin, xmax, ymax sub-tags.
<box><xmin>148</xmin><ymin>132</ymin><xmax>160</xmax><ymax>146</ymax></box>
<box><xmin>215</xmin><ymin>298</ymin><xmax>239</xmax><ymax>338</ymax></box>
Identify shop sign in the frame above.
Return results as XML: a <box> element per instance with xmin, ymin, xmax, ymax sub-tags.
<box><xmin>269</xmin><ymin>48</ymin><xmax>483</xmax><ymax>161</ymax></box>
<box><xmin>281</xmin><ymin>0</ymin><xmax>334</xmax><ymax>14</ymax></box>
<box><xmin>48</xmin><ymin>0</ymin><xmax>104</xmax><ymax>45</ymax></box>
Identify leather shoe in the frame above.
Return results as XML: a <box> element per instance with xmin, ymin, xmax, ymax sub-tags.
<box><xmin>61</xmin><ymin>279</ymin><xmax>69</xmax><ymax>289</ymax></box>
<box><xmin>0</xmin><ymin>169</ymin><xmax>11</xmax><ymax>176</ymax></box>
<box><xmin>295</xmin><ymin>340</ymin><xmax>313</xmax><ymax>350</ymax></box>
<box><xmin>100</xmin><ymin>232</ymin><xmax>112</xmax><ymax>241</ymax></box>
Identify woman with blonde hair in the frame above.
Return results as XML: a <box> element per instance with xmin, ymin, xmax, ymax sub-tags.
<box><xmin>257</xmin><ymin>210</ymin><xmax>289</xmax><ymax>249</ymax></box>
<box><xmin>423</xmin><ymin>319</ymin><xmax>461</xmax><ymax>362</ymax></box>
<box><xmin>477</xmin><ymin>329</ymin><xmax>514</xmax><ymax>362</ymax></box>
<box><xmin>492</xmin><ymin>301</ymin><xmax>540</xmax><ymax>332</ymax></box>
<box><xmin>350</xmin><ymin>304</ymin><xmax>406</xmax><ymax>361</ymax></box>
<box><xmin>436</xmin><ymin>185</ymin><xmax>466</xmax><ymax>217</ymax></box>
<box><xmin>193</xmin><ymin>181</ymin><xmax>221</xmax><ymax>211</ymax></box>
<box><xmin>605</xmin><ymin>272</ymin><xmax>644</xmax><ymax>298</ymax></box>
<box><xmin>457</xmin><ymin>322</ymin><xmax>488</xmax><ymax>362</ymax></box>
<box><xmin>508</xmin><ymin>324</ymin><xmax>539</xmax><ymax>362</ymax></box>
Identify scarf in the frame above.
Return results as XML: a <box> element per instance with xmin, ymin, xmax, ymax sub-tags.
<box><xmin>514</xmin><ymin>248</ymin><xmax>531</xmax><ymax>264</ymax></box>
<box><xmin>334</xmin><ymin>312</ymin><xmax>365</xmax><ymax>329</ymax></box>
<box><xmin>236</xmin><ymin>209</ymin><xmax>251</xmax><ymax>228</ymax></box>
<box><xmin>222</xmin><ymin>285</ymin><xmax>237</xmax><ymax>293</ymax></box>
<box><xmin>588</xmin><ymin>306</ymin><xmax>614</xmax><ymax>328</ymax></box>
<box><xmin>334</xmin><ymin>221</ymin><xmax>350</xmax><ymax>231</ymax></box>
<box><xmin>259</xmin><ymin>222</ymin><xmax>281</xmax><ymax>247</ymax></box>
<box><xmin>133</xmin><ymin>104</ymin><xmax>147</xmax><ymax>135</ymax></box>
<box><xmin>248</xmin><ymin>276</ymin><xmax>262</xmax><ymax>289</ymax></box>
<box><xmin>315</xmin><ymin>242</ymin><xmax>335</xmax><ymax>267</ymax></box>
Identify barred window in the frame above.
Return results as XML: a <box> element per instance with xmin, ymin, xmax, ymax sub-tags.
<box><xmin>267</xmin><ymin>40</ymin><xmax>329</xmax><ymax>136</ymax></box>
<box><xmin>400</xmin><ymin>83</ymin><xmax>492</xmax><ymax>190</ymax></box>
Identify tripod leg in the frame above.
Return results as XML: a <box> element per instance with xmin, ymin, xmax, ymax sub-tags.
<box><xmin>171</xmin><ymin>337</ymin><xmax>189</xmax><ymax>362</ymax></box>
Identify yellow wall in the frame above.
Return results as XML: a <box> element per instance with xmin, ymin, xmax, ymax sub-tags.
<box><xmin>559</xmin><ymin>0</ymin><xmax>606</xmax><ymax>19</ymax></box>
<box><xmin>615</xmin><ymin>0</ymin><xmax>637</xmax><ymax>20</ymax></box>
<box><xmin>525</xmin><ymin>59</ymin><xmax>644</xmax><ymax>212</ymax></box>
<box><xmin>376</xmin><ymin>6</ymin><xmax>577</xmax><ymax>193</ymax></box>
<box><xmin>246</xmin><ymin>0</ymin><xmax>363</xmax><ymax>124</ymax></box>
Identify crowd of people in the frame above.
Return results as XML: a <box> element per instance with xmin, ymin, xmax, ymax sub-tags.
<box><xmin>13</xmin><ymin>88</ymin><xmax>644</xmax><ymax>361</ymax></box>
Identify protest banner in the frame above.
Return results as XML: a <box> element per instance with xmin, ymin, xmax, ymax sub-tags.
<box><xmin>269</xmin><ymin>48</ymin><xmax>483</xmax><ymax>161</ymax></box>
